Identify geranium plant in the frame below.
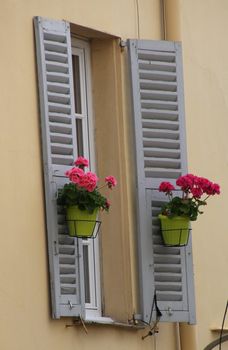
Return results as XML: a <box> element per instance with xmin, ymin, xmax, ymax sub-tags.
<box><xmin>159</xmin><ymin>174</ymin><xmax>220</xmax><ymax>221</ymax></box>
<box><xmin>57</xmin><ymin>156</ymin><xmax>117</xmax><ymax>213</ymax></box>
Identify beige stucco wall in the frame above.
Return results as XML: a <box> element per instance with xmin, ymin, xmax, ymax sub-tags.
<box><xmin>183</xmin><ymin>1</ymin><xmax>228</xmax><ymax>348</ymax></box>
<box><xmin>166</xmin><ymin>0</ymin><xmax>228</xmax><ymax>349</ymax></box>
<box><xmin>0</xmin><ymin>0</ymin><xmax>179</xmax><ymax>350</ymax></box>
<box><xmin>1</xmin><ymin>0</ymin><xmax>228</xmax><ymax>349</ymax></box>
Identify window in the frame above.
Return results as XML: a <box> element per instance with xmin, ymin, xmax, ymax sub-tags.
<box><xmin>71</xmin><ymin>38</ymin><xmax>101</xmax><ymax>318</ymax></box>
<box><xmin>34</xmin><ymin>16</ymin><xmax>196</xmax><ymax>324</ymax></box>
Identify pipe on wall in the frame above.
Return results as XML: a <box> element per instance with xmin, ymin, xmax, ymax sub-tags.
<box><xmin>161</xmin><ymin>1</ymin><xmax>198</xmax><ymax>349</ymax></box>
<box><xmin>161</xmin><ymin>0</ymin><xmax>181</xmax><ymax>41</ymax></box>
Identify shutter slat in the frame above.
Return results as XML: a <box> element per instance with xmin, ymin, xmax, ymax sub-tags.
<box><xmin>50</xmin><ymin>134</ymin><xmax>73</xmax><ymax>144</ymax></box>
<box><xmin>47</xmin><ymin>72</ymin><xmax>70</xmax><ymax>83</ymax></box>
<box><xmin>143</xmin><ymin>137</ymin><xmax>180</xmax><ymax>149</ymax></box>
<box><xmin>139</xmin><ymin>60</ymin><xmax>176</xmax><ymax>72</ymax></box>
<box><xmin>140</xmin><ymin>79</ymin><xmax>177</xmax><ymax>92</ymax></box>
<box><xmin>34</xmin><ymin>16</ymin><xmax>85</xmax><ymax>319</ymax></box>
<box><xmin>45</xmin><ymin>51</ymin><xmax>68</xmax><ymax>63</ymax></box>
<box><xmin>144</xmin><ymin>148</ymin><xmax>181</xmax><ymax>159</ymax></box>
<box><xmin>141</xmin><ymin>100</ymin><xmax>178</xmax><ymax>110</ymax></box>
<box><xmin>48</xmin><ymin>102</ymin><xmax>71</xmax><ymax>114</ymax></box>
<box><xmin>143</xmin><ymin>129</ymin><xmax>179</xmax><ymax>140</ymax></box>
<box><xmin>142</xmin><ymin>109</ymin><xmax>178</xmax><ymax>120</ymax></box>
<box><xmin>49</xmin><ymin>112</ymin><xmax>71</xmax><ymax>123</ymax></box>
<box><xmin>47</xmin><ymin>82</ymin><xmax>70</xmax><ymax>94</ymax></box>
<box><xmin>141</xmin><ymin>90</ymin><xmax>178</xmax><ymax>101</ymax></box>
<box><xmin>142</xmin><ymin>120</ymin><xmax>179</xmax><ymax>129</ymax></box>
<box><xmin>44</xmin><ymin>40</ymin><xmax>68</xmax><ymax>53</ymax></box>
<box><xmin>144</xmin><ymin>158</ymin><xmax>181</xmax><ymax>169</ymax></box>
<box><xmin>138</xmin><ymin>49</ymin><xmax>176</xmax><ymax>61</ymax></box>
<box><xmin>50</xmin><ymin>122</ymin><xmax>72</xmax><ymax>134</ymax></box>
<box><xmin>48</xmin><ymin>92</ymin><xmax>71</xmax><ymax>104</ymax></box>
<box><xmin>46</xmin><ymin>62</ymin><xmax>69</xmax><ymax>72</ymax></box>
<box><xmin>139</xmin><ymin>69</ymin><xmax>176</xmax><ymax>81</ymax></box>
<box><xmin>128</xmin><ymin>39</ymin><xmax>195</xmax><ymax>324</ymax></box>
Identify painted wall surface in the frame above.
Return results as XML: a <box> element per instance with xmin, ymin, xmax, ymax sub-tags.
<box><xmin>171</xmin><ymin>1</ymin><xmax>228</xmax><ymax>349</ymax></box>
<box><xmin>164</xmin><ymin>1</ymin><xmax>228</xmax><ymax>348</ymax></box>
<box><xmin>1</xmin><ymin>0</ymin><xmax>228</xmax><ymax>349</ymax></box>
<box><xmin>0</xmin><ymin>0</ymin><xmax>178</xmax><ymax>350</ymax></box>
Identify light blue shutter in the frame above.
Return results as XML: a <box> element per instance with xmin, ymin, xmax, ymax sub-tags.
<box><xmin>34</xmin><ymin>17</ymin><xmax>85</xmax><ymax>318</ymax></box>
<box><xmin>128</xmin><ymin>40</ymin><xmax>196</xmax><ymax>324</ymax></box>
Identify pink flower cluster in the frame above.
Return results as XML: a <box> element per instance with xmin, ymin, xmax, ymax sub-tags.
<box><xmin>78</xmin><ymin>171</ymin><xmax>98</xmax><ymax>192</ymax></box>
<box><xmin>105</xmin><ymin>176</ymin><xmax>117</xmax><ymax>189</ymax></box>
<box><xmin>66</xmin><ymin>166</ymin><xmax>98</xmax><ymax>192</ymax></box>
<box><xmin>176</xmin><ymin>174</ymin><xmax>220</xmax><ymax>198</ymax></box>
<box><xmin>74</xmin><ymin>156</ymin><xmax>89</xmax><ymax>168</ymax></box>
<box><xmin>159</xmin><ymin>173</ymin><xmax>220</xmax><ymax>199</ymax></box>
<box><xmin>65</xmin><ymin>167</ymin><xmax>84</xmax><ymax>184</ymax></box>
<box><xmin>65</xmin><ymin>157</ymin><xmax>117</xmax><ymax>193</ymax></box>
<box><xmin>159</xmin><ymin>182</ymin><xmax>175</xmax><ymax>193</ymax></box>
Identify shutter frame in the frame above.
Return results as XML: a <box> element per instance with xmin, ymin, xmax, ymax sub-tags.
<box><xmin>34</xmin><ymin>16</ymin><xmax>85</xmax><ymax>318</ymax></box>
<box><xmin>128</xmin><ymin>39</ymin><xmax>196</xmax><ymax>324</ymax></box>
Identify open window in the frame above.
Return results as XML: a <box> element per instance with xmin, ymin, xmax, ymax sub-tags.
<box><xmin>34</xmin><ymin>16</ymin><xmax>196</xmax><ymax>324</ymax></box>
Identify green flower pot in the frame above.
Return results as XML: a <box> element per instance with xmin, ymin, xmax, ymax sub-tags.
<box><xmin>158</xmin><ymin>215</ymin><xmax>190</xmax><ymax>246</ymax></box>
<box><xmin>66</xmin><ymin>206</ymin><xmax>99</xmax><ymax>238</ymax></box>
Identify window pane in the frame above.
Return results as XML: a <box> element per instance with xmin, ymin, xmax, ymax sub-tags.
<box><xmin>72</xmin><ymin>55</ymin><xmax>82</xmax><ymax>114</ymax></box>
<box><xmin>76</xmin><ymin>119</ymin><xmax>84</xmax><ymax>156</ymax></box>
<box><xmin>83</xmin><ymin>245</ymin><xmax>91</xmax><ymax>303</ymax></box>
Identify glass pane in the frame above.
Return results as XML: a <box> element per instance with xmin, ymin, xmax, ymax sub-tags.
<box><xmin>83</xmin><ymin>245</ymin><xmax>91</xmax><ymax>303</ymax></box>
<box><xmin>72</xmin><ymin>55</ymin><xmax>82</xmax><ymax>114</ymax></box>
<box><xmin>76</xmin><ymin>119</ymin><xmax>84</xmax><ymax>156</ymax></box>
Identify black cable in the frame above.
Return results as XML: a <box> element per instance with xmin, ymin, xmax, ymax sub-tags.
<box><xmin>149</xmin><ymin>291</ymin><xmax>162</xmax><ymax>325</ymax></box>
<box><xmin>148</xmin><ymin>293</ymin><xmax>156</xmax><ymax>325</ymax></box>
<box><xmin>219</xmin><ymin>300</ymin><xmax>228</xmax><ymax>350</ymax></box>
<box><xmin>142</xmin><ymin>291</ymin><xmax>162</xmax><ymax>340</ymax></box>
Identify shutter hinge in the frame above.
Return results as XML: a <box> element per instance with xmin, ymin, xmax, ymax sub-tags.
<box><xmin>119</xmin><ymin>40</ymin><xmax>127</xmax><ymax>48</ymax></box>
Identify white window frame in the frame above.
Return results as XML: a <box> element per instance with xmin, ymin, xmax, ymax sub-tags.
<box><xmin>71</xmin><ymin>37</ymin><xmax>101</xmax><ymax>318</ymax></box>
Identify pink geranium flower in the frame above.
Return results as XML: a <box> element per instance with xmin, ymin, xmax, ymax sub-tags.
<box><xmin>176</xmin><ymin>174</ymin><xmax>196</xmax><ymax>191</ymax></box>
<box><xmin>65</xmin><ymin>167</ymin><xmax>84</xmax><ymax>184</ymax></box>
<box><xmin>74</xmin><ymin>156</ymin><xmax>89</xmax><ymax>168</ymax></box>
<box><xmin>158</xmin><ymin>173</ymin><xmax>220</xmax><ymax>221</ymax></box>
<box><xmin>212</xmin><ymin>183</ymin><xmax>220</xmax><ymax>195</ymax></box>
<box><xmin>159</xmin><ymin>181</ymin><xmax>175</xmax><ymax>193</ymax></box>
<box><xmin>59</xmin><ymin>161</ymin><xmax>117</xmax><ymax>213</ymax></box>
<box><xmin>105</xmin><ymin>176</ymin><xmax>117</xmax><ymax>189</ymax></box>
<box><xmin>191</xmin><ymin>187</ymin><xmax>203</xmax><ymax>198</ymax></box>
<box><xmin>78</xmin><ymin>171</ymin><xmax>98</xmax><ymax>192</ymax></box>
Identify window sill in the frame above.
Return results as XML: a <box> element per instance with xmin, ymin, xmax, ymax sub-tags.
<box><xmin>66</xmin><ymin>316</ymin><xmax>145</xmax><ymax>330</ymax></box>
<box><xmin>210</xmin><ymin>327</ymin><xmax>228</xmax><ymax>332</ymax></box>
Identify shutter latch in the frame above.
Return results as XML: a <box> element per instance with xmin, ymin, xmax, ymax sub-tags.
<box><xmin>67</xmin><ymin>300</ymin><xmax>74</xmax><ymax>309</ymax></box>
<box><xmin>166</xmin><ymin>307</ymin><xmax>173</xmax><ymax>316</ymax></box>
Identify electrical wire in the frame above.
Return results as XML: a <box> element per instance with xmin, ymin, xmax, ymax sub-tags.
<box><xmin>219</xmin><ymin>300</ymin><xmax>228</xmax><ymax>350</ymax></box>
<box><xmin>141</xmin><ymin>291</ymin><xmax>162</xmax><ymax>340</ymax></box>
<box><xmin>153</xmin><ymin>331</ymin><xmax>157</xmax><ymax>350</ymax></box>
<box><xmin>160</xmin><ymin>0</ymin><xmax>166</xmax><ymax>40</ymax></box>
<box><xmin>135</xmin><ymin>0</ymin><xmax>140</xmax><ymax>39</ymax></box>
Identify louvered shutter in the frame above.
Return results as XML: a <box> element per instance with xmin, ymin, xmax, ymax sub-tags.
<box><xmin>128</xmin><ymin>40</ymin><xmax>196</xmax><ymax>324</ymax></box>
<box><xmin>34</xmin><ymin>17</ymin><xmax>85</xmax><ymax>318</ymax></box>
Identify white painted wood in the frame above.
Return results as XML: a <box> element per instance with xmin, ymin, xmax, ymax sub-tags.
<box><xmin>128</xmin><ymin>39</ymin><xmax>196</xmax><ymax>324</ymax></box>
<box><xmin>34</xmin><ymin>16</ymin><xmax>85</xmax><ymax>318</ymax></box>
<box><xmin>71</xmin><ymin>37</ymin><xmax>101</xmax><ymax>318</ymax></box>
